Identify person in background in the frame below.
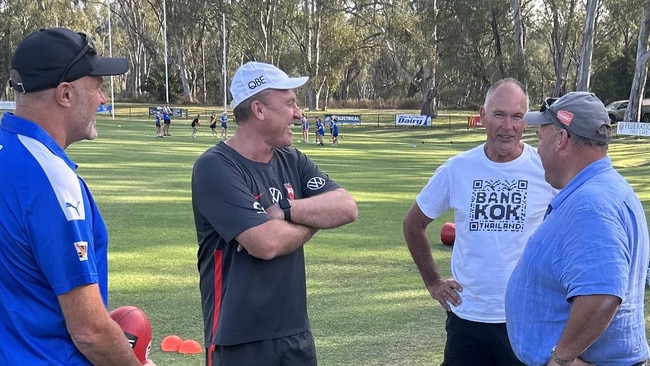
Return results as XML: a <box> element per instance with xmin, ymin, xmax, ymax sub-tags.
<box><xmin>209</xmin><ymin>113</ymin><xmax>218</xmax><ymax>137</ymax></box>
<box><xmin>0</xmin><ymin>27</ymin><xmax>154</xmax><ymax>366</ymax></box>
<box><xmin>325</xmin><ymin>115</ymin><xmax>333</xmax><ymax>140</ymax></box>
<box><xmin>505</xmin><ymin>92</ymin><xmax>649</xmax><ymax>366</ymax></box>
<box><xmin>402</xmin><ymin>78</ymin><xmax>556</xmax><ymax>366</ymax></box>
<box><xmin>220</xmin><ymin>111</ymin><xmax>229</xmax><ymax>139</ymax></box>
<box><xmin>331</xmin><ymin>118</ymin><xmax>339</xmax><ymax>147</ymax></box>
<box><xmin>155</xmin><ymin>106</ymin><xmax>163</xmax><ymax>138</ymax></box>
<box><xmin>191</xmin><ymin>114</ymin><xmax>201</xmax><ymax>138</ymax></box>
<box><xmin>162</xmin><ymin>103</ymin><xmax>172</xmax><ymax>136</ymax></box>
<box><xmin>301</xmin><ymin>113</ymin><xmax>310</xmax><ymax>143</ymax></box>
<box><xmin>315</xmin><ymin>116</ymin><xmax>325</xmax><ymax>146</ymax></box>
<box><xmin>191</xmin><ymin>61</ymin><xmax>358</xmax><ymax>366</ymax></box>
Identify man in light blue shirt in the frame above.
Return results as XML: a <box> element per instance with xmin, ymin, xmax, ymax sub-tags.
<box><xmin>505</xmin><ymin>92</ymin><xmax>649</xmax><ymax>366</ymax></box>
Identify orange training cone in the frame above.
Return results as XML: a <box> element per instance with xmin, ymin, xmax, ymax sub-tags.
<box><xmin>160</xmin><ymin>335</ymin><xmax>183</xmax><ymax>352</ymax></box>
<box><xmin>178</xmin><ymin>339</ymin><xmax>203</xmax><ymax>354</ymax></box>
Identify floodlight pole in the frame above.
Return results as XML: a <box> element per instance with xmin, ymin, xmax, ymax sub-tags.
<box><xmin>107</xmin><ymin>0</ymin><xmax>115</xmax><ymax>120</ymax></box>
<box><xmin>163</xmin><ymin>0</ymin><xmax>169</xmax><ymax>104</ymax></box>
<box><xmin>222</xmin><ymin>5</ymin><xmax>227</xmax><ymax>112</ymax></box>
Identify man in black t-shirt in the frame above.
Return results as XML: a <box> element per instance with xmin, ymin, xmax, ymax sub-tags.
<box><xmin>191</xmin><ymin>61</ymin><xmax>358</xmax><ymax>366</ymax></box>
<box><xmin>191</xmin><ymin>114</ymin><xmax>200</xmax><ymax>138</ymax></box>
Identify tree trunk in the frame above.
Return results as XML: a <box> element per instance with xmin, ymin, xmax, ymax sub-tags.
<box><xmin>549</xmin><ymin>0</ymin><xmax>577</xmax><ymax>97</ymax></box>
<box><xmin>173</xmin><ymin>38</ymin><xmax>194</xmax><ymax>103</ymax></box>
<box><xmin>512</xmin><ymin>0</ymin><xmax>526</xmax><ymax>82</ymax></box>
<box><xmin>420</xmin><ymin>63</ymin><xmax>437</xmax><ymax>117</ymax></box>
<box><xmin>419</xmin><ymin>0</ymin><xmax>438</xmax><ymax>116</ymax></box>
<box><xmin>488</xmin><ymin>0</ymin><xmax>506</xmax><ymax>78</ymax></box>
<box><xmin>626</xmin><ymin>0</ymin><xmax>650</xmax><ymax>122</ymax></box>
<box><xmin>576</xmin><ymin>0</ymin><xmax>597</xmax><ymax>91</ymax></box>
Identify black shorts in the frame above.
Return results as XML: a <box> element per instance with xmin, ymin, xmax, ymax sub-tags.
<box><xmin>442</xmin><ymin>312</ymin><xmax>523</xmax><ymax>366</ymax></box>
<box><xmin>209</xmin><ymin>329</ymin><xmax>317</xmax><ymax>366</ymax></box>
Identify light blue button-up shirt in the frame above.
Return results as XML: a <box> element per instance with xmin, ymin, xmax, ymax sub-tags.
<box><xmin>505</xmin><ymin>156</ymin><xmax>649</xmax><ymax>366</ymax></box>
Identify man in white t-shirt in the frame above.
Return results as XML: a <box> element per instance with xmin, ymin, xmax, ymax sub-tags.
<box><xmin>403</xmin><ymin>78</ymin><xmax>556</xmax><ymax>366</ymax></box>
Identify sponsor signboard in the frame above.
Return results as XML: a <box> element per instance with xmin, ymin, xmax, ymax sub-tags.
<box><xmin>96</xmin><ymin>105</ymin><xmax>113</xmax><ymax>114</ymax></box>
<box><xmin>617</xmin><ymin>122</ymin><xmax>650</xmax><ymax>137</ymax></box>
<box><xmin>0</xmin><ymin>101</ymin><xmax>16</xmax><ymax>110</ymax></box>
<box><xmin>395</xmin><ymin>114</ymin><xmax>432</xmax><ymax>126</ymax></box>
<box><xmin>468</xmin><ymin>115</ymin><xmax>482</xmax><ymax>128</ymax></box>
<box><xmin>149</xmin><ymin>107</ymin><xmax>188</xmax><ymax>118</ymax></box>
<box><xmin>325</xmin><ymin>114</ymin><xmax>361</xmax><ymax>124</ymax></box>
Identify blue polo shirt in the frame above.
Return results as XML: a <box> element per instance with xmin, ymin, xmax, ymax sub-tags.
<box><xmin>505</xmin><ymin>157</ymin><xmax>649</xmax><ymax>366</ymax></box>
<box><xmin>0</xmin><ymin>112</ymin><xmax>108</xmax><ymax>365</ymax></box>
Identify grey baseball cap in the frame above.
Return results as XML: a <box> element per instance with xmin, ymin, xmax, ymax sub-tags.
<box><xmin>525</xmin><ymin>91</ymin><xmax>612</xmax><ymax>143</ymax></box>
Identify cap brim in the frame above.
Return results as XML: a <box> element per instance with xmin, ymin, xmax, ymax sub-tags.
<box><xmin>524</xmin><ymin>110</ymin><xmax>554</xmax><ymax>126</ymax></box>
<box><xmin>89</xmin><ymin>57</ymin><xmax>129</xmax><ymax>76</ymax></box>
<box><xmin>272</xmin><ymin>76</ymin><xmax>309</xmax><ymax>90</ymax></box>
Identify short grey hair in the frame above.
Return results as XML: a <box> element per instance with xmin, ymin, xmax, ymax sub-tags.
<box><xmin>233</xmin><ymin>89</ymin><xmax>273</xmax><ymax>123</ymax></box>
<box><xmin>483</xmin><ymin>78</ymin><xmax>530</xmax><ymax>110</ymax></box>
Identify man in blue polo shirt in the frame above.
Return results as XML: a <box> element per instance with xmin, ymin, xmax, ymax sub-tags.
<box><xmin>505</xmin><ymin>92</ymin><xmax>649</xmax><ymax>366</ymax></box>
<box><xmin>0</xmin><ymin>28</ymin><xmax>153</xmax><ymax>365</ymax></box>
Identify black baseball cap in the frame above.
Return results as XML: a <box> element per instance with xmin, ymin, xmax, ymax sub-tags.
<box><xmin>10</xmin><ymin>27</ymin><xmax>129</xmax><ymax>93</ymax></box>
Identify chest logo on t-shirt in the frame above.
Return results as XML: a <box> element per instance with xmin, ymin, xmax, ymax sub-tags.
<box><xmin>270</xmin><ymin>187</ymin><xmax>282</xmax><ymax>203</ymax></box>
<box><xmin>470</xmin><ymin>179</ymin><xmax>527</xmax><ymax>232</ymax></box>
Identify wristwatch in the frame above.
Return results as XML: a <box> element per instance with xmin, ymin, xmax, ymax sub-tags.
<box><xmin>551</xmin><ymin>346</ymin><xmax>574</xmax><ymax>365</ymax></box>
<box><xmin>279</xmin><ymin>197</ymin><xmax>292</xmax><ymax>222</ymax></box>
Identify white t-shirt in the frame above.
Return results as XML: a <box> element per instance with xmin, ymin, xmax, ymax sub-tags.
<box><xmin>416</xmin><ymin>143</ymin><xmax>555</xmax><ymax>323</ymax></box>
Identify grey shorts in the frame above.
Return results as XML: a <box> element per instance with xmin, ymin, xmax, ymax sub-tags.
<box><xmin>209</xmin><ymin>329</ymin><xmax>317</xmax><ymax>366</ymax></box>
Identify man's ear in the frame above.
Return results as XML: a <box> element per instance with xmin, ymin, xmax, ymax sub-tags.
<box><xmin>556</xmin><ymin>130</ymin><xmax>571</xmax><ymax>153</ymax></box>
<box><xmin>250</xmin><ymin>100</ymin><xmax>265</xmax><ymax>120</ymax></box>
<box><xmin>55</xmin><ymin>82</ymin><xmax>74</xmax><ymax>107</ymax></box>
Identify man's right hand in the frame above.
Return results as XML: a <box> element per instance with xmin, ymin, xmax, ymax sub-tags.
<box><xmin>427</xmin><ymin>278</ymin><xmax>463</xmax><ymax>312</ymax></box>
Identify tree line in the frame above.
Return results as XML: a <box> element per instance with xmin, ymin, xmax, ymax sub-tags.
<box><xmin>0</xmin><ymin>0</ymin><xmax>648</xmax><ymax>119</ymax></box>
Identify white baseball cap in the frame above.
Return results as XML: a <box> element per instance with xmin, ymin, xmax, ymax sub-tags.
<box><xmin>230</xmin><ymin>61</ymin><xmax>309</xmax><ymax>109</ymax></box>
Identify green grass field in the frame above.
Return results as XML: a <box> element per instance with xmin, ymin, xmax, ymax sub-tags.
<box><xmin>65</xmin><ymin>111</ymin><xmax>650</xmax><ymax>366</ymax></box>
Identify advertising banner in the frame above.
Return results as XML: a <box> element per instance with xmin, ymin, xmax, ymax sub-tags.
<box><xmin>467</xmin><ymin>115</ymin><xmax>482</xmax><ymax>128</ymax></box>
<box><xmin>395</xmin><ymin>114</ymin><xmax>432</xmax><ymax>126</ymax></box>
<box><xmin>325</xmin><ymin>114</ymin><xmax>361</xmax><ymax>124</ymax></box>
<box><xmin>0</xmin><ymin>101</ymin><xmax>16</xmax><ymax>110</ymax></box>
<box><xmin>96</xmin><ymin>105</ymin><xmax>113</xmax><ymax>114</ymax></box>
<box><xmin>617</xmin><ymin>122</ymin><xmax>650</xmax><ymax>137</ymax></box>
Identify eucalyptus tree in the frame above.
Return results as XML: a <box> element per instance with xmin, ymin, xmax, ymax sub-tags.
<box><xmin>286</xmin><ymin>0</ymin><xmax>366</xmax><ymax>110</ymax></box>
<box><xmin>625</xmin><ymin>0</ymin><xmax>650</xmax><ymax>122</ymax></box>
<box><xmin>511</xmin><ymin>0</ymin><xmax>526</xmax><ymax>82</ymax></box>
<box><xmin>342</xmin><ymin>0</ymin><xmax>442</xmax><ymax>114</ymax></box>
<box><xmin>161</xmin><ymin>0</ymin><xmax>223</xmax><ymax>103</ymax></box>
<box><xmin>0</xmin><ymin>0</ymin><xmax>101</xmax><ymax>99</ymax></box>
<box><xmin>528</xmin><ymin>0</ymin><xmax>580</xmax><ymax>97</ymax></box>
<box><xmin>576</xmin><ymin>0</ymin><xmax>598</xmax><ymax>91</ymax></box>
<box><xmin>228</xmin><ymin>0</ymin><xmax>297</xmax><ymax>64</ymax></box>
<box><xmin>435</xmin><ymin>0</ymin><xmax>500</xmax><ymax>106</ymax></box>
<box><xmin>111</xmin><ymin>0</ymin><xmax>165</xmax><ymax>99</ymax></box>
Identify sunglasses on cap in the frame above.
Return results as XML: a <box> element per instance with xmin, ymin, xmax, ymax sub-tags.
<box><xmin>539</xmin><ymin>97</ymin><xmax>571</xmax><ymax>138</ymax></box>
<box><xmin>58</xmin><ymin>32</ymin><xmax>97</xmax><ymax>84</ymax></box>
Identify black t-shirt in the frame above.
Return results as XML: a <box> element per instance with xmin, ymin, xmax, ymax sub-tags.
<box><xmin>192</xmin><ymin>142</ymin><xmax>340</xmax><ymax>346</ymax></box>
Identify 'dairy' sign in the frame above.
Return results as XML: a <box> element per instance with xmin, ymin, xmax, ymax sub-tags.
<box><xmin>395</xmin><ymin>114</ymin><xmax>432</xmax><ymax>126</ymax></box>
